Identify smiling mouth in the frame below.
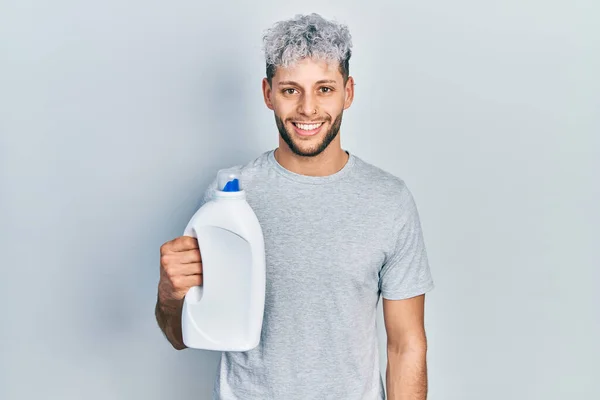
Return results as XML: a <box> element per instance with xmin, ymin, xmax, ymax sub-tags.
<box><xmin>292</xmin><ymin>122</ymin><xmax>324</xmax><ymax>131</ymax></box>
<box><xmin>290</xmin><ymin>121</ymin><xmax>324</xmax><ymax>137</ymax></box>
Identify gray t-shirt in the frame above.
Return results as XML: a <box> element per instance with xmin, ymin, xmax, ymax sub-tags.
<box><xmin>195</xmin><ymin>149</ymin><xmax>434</xmax><ymax>400</ymax></box>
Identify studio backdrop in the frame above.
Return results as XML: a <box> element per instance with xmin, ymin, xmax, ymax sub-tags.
<box><xmin>1</xmin><ymin>1</ymin><xmax>598</xmax><ymax>399</ymax></box>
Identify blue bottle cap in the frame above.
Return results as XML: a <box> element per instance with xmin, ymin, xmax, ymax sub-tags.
<box><xmin>217</xmin><ymin>168</ymin><xmax>242</xmax><ymax>192</ymax></box>
<box><xmin>222</xmin><ymin>178</ymin><xmax>240</xmax><ymax>192</ymax></box>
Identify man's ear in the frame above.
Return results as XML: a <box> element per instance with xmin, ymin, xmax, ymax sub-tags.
<box><xmin>343</xmin><ymin>76</ymin><xmax>355</xmax><ymax>110</ymax></box>
<box><xmin>262</xmin><ymin>78</ymin><xmax>274</xmax><ymax>110</ymax></box>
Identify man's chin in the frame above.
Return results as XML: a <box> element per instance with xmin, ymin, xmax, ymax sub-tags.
<box><xmin>275</xmin><ymin>113</ymin><xmax>341</xmax><ymax>158</ymax></box>
<box><xmin>289</xmin><ymin>143</ymin><xmax>325</xmax><ymax>157</ymax></box>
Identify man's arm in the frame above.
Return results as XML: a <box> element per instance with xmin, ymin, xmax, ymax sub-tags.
<box><xmin>382</xmin><ymin>294</ymin><xmax>429</xmax><ymax>400</ymax></box>
<box><xmin>155</xmin><ymin>297</ymin><xmax>187</xmax><ymax>350</ymax></box>
<box><xmin>155</xmin><ymin>236</ymin><xmax>204</xmax><ymax>350</ymax></box>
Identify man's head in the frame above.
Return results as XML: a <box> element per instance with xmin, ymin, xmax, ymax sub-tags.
<box><xmin>261</xmin><ymin>13</ymin><xmax>355</xmax><ymax>157</ymax></box>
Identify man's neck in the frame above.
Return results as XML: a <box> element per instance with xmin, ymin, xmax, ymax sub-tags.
<box><xmin>274</xmin><ymin>142</ymin><xmax>349</xmax><ymax>177</ymax></box>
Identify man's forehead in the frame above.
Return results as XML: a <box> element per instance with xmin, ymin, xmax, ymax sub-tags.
<box><xmin>274</xmin><ymin>58</ymin><xmax>342</xmax><ymax>84</ymax></box>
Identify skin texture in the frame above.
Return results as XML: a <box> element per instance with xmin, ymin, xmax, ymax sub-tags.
<box><xmin>383</xmin><ymin>294</ymin><xmax>429</xmax><ymax>399</ymax></box>
<box><xmin>156</xmin><ymin>236</ymin><xmax>201</xmax><ymax>350</ymax></box>
<box><xmin>155</xmin><ymin>56</ymin><xmax>429</xmax><ymax>399</ymax></box>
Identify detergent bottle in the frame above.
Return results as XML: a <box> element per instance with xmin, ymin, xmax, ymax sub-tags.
<box><xmin>181</xmin><ymin>167</ymin><xmax>266</xmax><ymax>351</ymax></box>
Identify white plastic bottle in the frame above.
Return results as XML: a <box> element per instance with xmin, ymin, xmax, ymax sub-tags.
<box><xmin>181</xmin><ymin>167</ymin><xmax>266</xmax><ymax>351</ymax></box>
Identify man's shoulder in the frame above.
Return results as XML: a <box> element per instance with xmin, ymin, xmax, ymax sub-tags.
<box><xmin>239</xmin><ymin>149</ymin><xmax>273</xmax><ymax>175</ymax></box>
<box><xmin>211</xmin><ymin>150</ymin><xmax>273</xmax><ymax>182</ymax></box>
<box><xmin>350</xmin><ymin>154</ymin><xmax>423</xmax><ymax>222</ymax></box>
<box><xmin>198</xmin><ymin>150</ymin><xmax>272</xmax><ymax>198</ymax></box>
<box><xmin>351</xmin><ymin>153</ymin><xmax>410</xmax><ymax>197</ymax></box>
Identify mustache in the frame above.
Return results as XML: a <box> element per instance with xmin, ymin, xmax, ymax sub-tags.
<box><xmin>286</xmin><ymin>117</ymin><xmax>330</xmax><ymax>123</ymax></box>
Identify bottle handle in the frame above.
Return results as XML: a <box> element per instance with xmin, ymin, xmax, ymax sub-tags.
<box><xmin>182</xmin><ymin>225</ymin><xmax>204</xmax><ymax>305</ymax></box>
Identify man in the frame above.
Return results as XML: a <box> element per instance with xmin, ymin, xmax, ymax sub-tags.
<box><xmin>156</xmin><ymin>13</ymin><xmax>434</xmax><ymax>400</ymax></box>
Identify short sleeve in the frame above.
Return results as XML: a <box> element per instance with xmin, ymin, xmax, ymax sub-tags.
<box><xmin>379</xmin><ymin>184</ymin><xmax>435</xmax><ymax>300</ymax></box>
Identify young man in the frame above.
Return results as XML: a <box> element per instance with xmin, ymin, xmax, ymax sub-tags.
<box><xmin>156</xmin><ymin>13</ymin><xmax>435</xmax><ymax>400</ymax></box>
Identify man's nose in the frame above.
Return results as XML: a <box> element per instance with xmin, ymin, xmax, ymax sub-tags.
<box><xmin>297</xmin><ymin>93</ymin><xmax>317</xmax><ymax>116</ymax></box>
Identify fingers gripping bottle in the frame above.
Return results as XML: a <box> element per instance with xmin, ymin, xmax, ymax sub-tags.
<box><xmin>181</xmin><ymin>168</ymin><xmax>266</xmax><ymax>351</ymax></box>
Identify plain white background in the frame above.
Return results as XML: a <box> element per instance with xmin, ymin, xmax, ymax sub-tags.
<box><xmin>1</xmin><ymin>1</ymin><xmax>598</xmax><ymax>399</ymax></box>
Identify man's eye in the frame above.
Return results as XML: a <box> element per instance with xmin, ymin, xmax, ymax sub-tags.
<box><xmin>283</xmin><ymin>88</ymin><xmax>297</xmax><ymax>95</ymax></box>
<box><xmin>320</xmin><ymin>87</ymin><xmax>333</xmax><ymax>93</ymax></box>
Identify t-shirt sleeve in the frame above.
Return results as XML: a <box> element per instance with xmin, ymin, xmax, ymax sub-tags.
<box><xmin>379</xmin><ymin>184</ymin><xmax>435</xmax><ymax>300</ymax></box>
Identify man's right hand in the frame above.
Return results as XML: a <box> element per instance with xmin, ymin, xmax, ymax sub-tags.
<box><xmin>158</xmin><ymin>236</ymin><xmax>203</xmax><ymax>305</ymax></box>
<box><xmin>155</xmin><ymin>236</ymin><xmax>203</xmax><ymax>350</ymax></box>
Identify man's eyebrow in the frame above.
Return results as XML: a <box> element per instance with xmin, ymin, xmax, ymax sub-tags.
<box><xmin>315</xmin><ymin>79</ymin><xmax>338</xmax><ymax>85</ymax></box>
<box><xmin>277</xmin><ymin>79</ymin><xmax>339</xmax><ymax>86</ymax></box>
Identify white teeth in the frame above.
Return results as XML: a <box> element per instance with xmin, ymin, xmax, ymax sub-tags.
<box><xmin>296</xmin><ymin>123</ymin><xmax>322</xmax><ymax>131</ymax></box>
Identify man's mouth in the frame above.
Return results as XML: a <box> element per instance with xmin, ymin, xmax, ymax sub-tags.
<box><xmin>291</xmin><ymin>122</ymin><xmax>324</xmax><ymax>136</ymax></box>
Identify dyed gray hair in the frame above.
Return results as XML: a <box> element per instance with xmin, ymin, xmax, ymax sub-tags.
<box><xmin>262</xmin><ymin>13</ymin><xmax>353</xmax><ymax>84</ymax></box>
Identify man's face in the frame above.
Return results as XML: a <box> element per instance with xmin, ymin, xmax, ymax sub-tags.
<box><xmin>262</xmin><ymin>58</ymin><xmax>354</xmax><ymax>157</ymax></box>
